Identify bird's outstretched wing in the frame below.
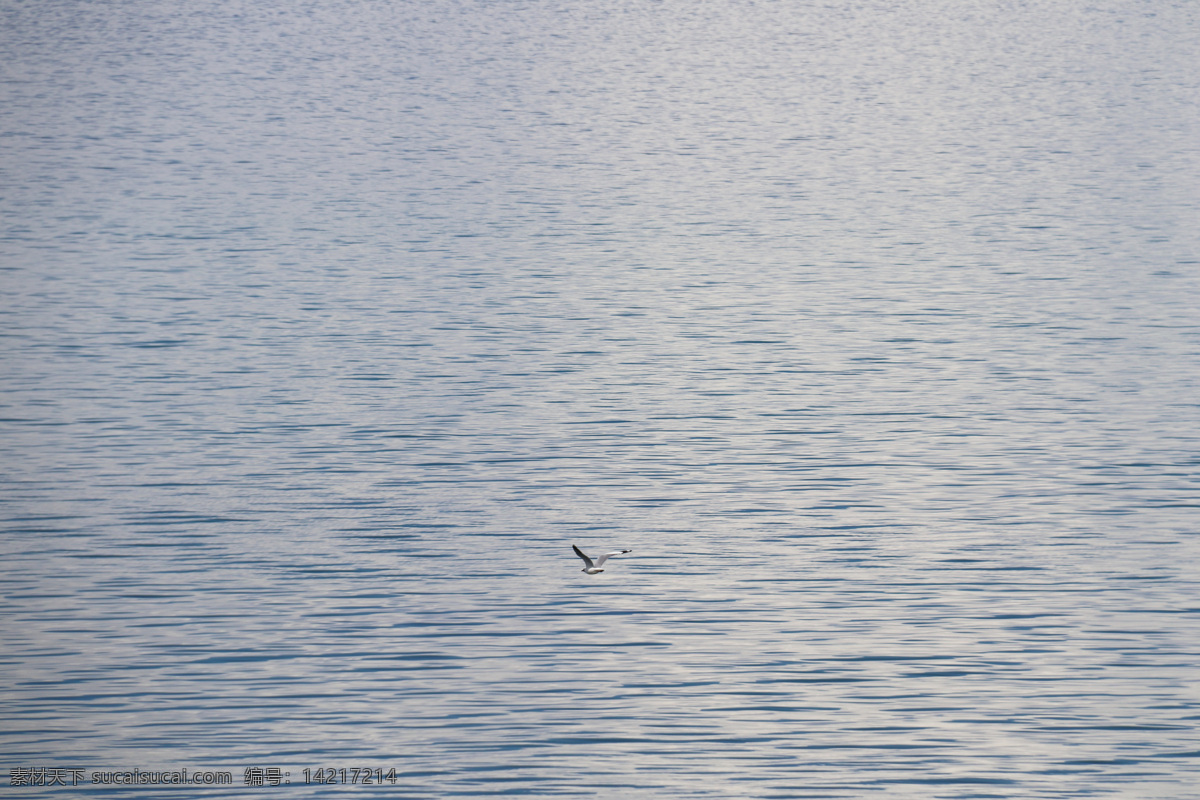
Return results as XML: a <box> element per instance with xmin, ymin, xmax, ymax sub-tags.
<box><xmin>594</xmin><ymin>549</ymin><xmax>632</xmax><ymax>568</ymax></box>
<box><xmin>572</xmin><ymin>544</ymin><xmax>595</xmax><ymax>569</ymax></box>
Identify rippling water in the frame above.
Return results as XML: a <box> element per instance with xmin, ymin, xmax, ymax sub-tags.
<box><xmin>3</xmin><ymin>0</ymin><xmax>1198</xmax><ymax>796</ymax></box>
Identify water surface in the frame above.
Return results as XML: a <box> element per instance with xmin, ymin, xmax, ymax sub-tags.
<box><xmin>2</xmin><ymin>0</ymin><xmax>1198</xmax><ymax>797</ymax></box>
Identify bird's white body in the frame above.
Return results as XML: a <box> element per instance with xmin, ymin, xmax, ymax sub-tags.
<box><xmin>573</xmin><ymin>544</ymin><xmax>632</xmax><ymax>574</ymax></box>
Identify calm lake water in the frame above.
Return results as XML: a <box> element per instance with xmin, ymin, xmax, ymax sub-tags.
<box><xmin>2</xmin><ymin>0</ymin><xmax>1198</xmax><ymax>797</ymax></box>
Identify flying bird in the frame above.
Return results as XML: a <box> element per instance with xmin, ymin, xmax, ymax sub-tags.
<box><xmin>573</xmin><ymin>544</ymin><xmax>632</xmax><ymax>575</ymax></box>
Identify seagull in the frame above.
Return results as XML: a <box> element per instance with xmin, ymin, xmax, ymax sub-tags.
<box><xmin>573</xmin><ymin>544</ymin><xmax>632</xmax><ymax>575</ymax></box>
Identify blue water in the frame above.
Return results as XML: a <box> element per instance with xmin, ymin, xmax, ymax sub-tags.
<box><xmin>2</xmin><ymin>0</ymin><xmax>1198</xmax><ymax>797</ymax></box>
